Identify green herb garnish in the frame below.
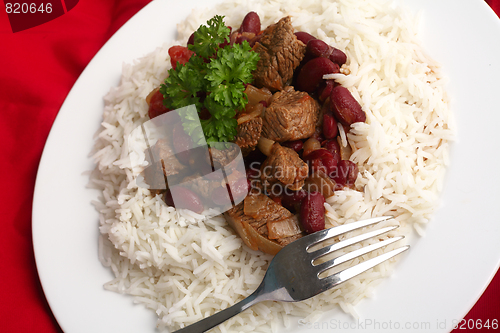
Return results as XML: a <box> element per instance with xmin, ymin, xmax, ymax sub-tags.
<box><xmin>159</xmin><ymin>15</ymin><xmax>260</xmax><ymax>145</ymax></box>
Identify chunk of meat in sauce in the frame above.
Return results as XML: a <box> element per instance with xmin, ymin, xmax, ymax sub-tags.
<box><xmin>277</xmin><ymin>233</ymin><xmax>303</xmax><ymax>246</ymax></box>
<box><xmin>262</xmin><ymin>86</ymin><xmax>320</xmax><ymax>142</ymax></box>
<box><xmin>260</xmin><ymin>143</ymin><xmax>308</xmax><ymax>190</ymax></box>
<box><xmin>142</xmin><ymin>161</ymin><xmax>166</xmax><ymax>197</ymax></box>
<box><xmin>153</xmin><ymin>138</ymin><xmax>186</xmax><ymax>177</ymax></box>
<box><xmin>234</xmin><ymin>117</ymin><xmax>262</xmax><ymax>155</ymax></box>
<box><xmin>143</xmin><ymin>137</ymin><xmax>185</xmax><ymax>191</ymax></box>
<box><xmin>207</xmin><ymin>145</ymin><xmax>240</xmax><ymax>169</ymax></box>
<box><xmin>142</xmin><ymin>137</ymin><xmax>188</xmax><ymax>196</ymax></box>
<box><xmin>224</xmin><ymin>200</ymin><xmax>283</xmax><ymax>254</ymax></box>
<box><xmin>224</xmin><ymin>192</ymin><xmax>303</xmax><ymax>255</ymax></box>
<box><xmin>252</xmin><ymin>16</ymin><xmax>306</xmax><ymax>91</ymax></box>
<box><xmin>180</xmin><ymin>172</ymin><xmax>222</xmax><ymax>199</ymax></box>
<box><xmin>244</xmin><ymin>191</ymin><xmax>293</xmax><ymax>222</ymax></box>
<box><xmin>267</xmin><ymin>215</ymin><xmax>302</xmax><ymax>240</ymax></box>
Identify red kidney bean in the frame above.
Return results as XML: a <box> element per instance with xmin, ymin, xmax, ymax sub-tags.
<box><xmin>300</xmin><ymin>191</ymin><xmax>325</xmax><ymax>234</ymax></box>
<box><xmin>296</xmin><ymin>57</ymin><xmax>340</xmax><ymax>93</ymax></box>
<box><xmin>172</xmin><ymin>122</ymin><xmax>193</xmax><ymax>165</ymax></box>
<box><xmin>332</xmin><ymin>160</ymin><xmax>359</xmax><ymax>189</ymax></box>
<box><xmin>323</xmin><ymin>113</ymin><xmax>338</xmax><ymax>139</ymax></box>
<box><xmin>304</xmin><ymin>39</ymin><xmax>347</xmax><ymax>67</ymax></box>
<box><xmin>240</xmin><ymin>12</ymin><xmax>261</xmax><ymax>34</ymax></box>
<box><xmin>322</xmin><ymin>139</ymin><xmax>341</xmax><ymax>165</ymax></box>
<box><xmin>319</xmin><ymin>96</ymin><xmax>331</xmax><ymax>123</ymax></box>
<box><xmin>310</xmin><ymin>127</ymin><xmax>325</xmax><ymax>143</ymax></box>
<box><xmin>329</xmin><ymin>48</ymin><xmax>347</xmax><ymax>66</ymax></box>
<box><xmin>305</xmin><ymin>39</ymin><xmax>331</xmax><ymax>58</ymax></box>
<box><xmin>303</xmin><ymin>149</ymin><xmax>338</xmax><ymax>177</ymax></box>
<box><xmin>330</xmin><ymin>86</ymin><xmax>366</xmax><ymax>125</ymax></box>
<box><xmin>281</xmin><ymin>188</ymin><xmax>307</xmax><ymax>212</ymax></box>
<box><xmin>294</xmin><ymin>31</ymin><xmax>316</xmax><ymax>44</ymax></box>
<box><xmin>318</xmin><ymin>80</ymin><xmax>335</xmax><ymax>102</ymax></box>
<box><xmin>282</xmin><ymin>140</ymin><xmax>303</xmax><ymax>152</ymax></box>
<box><xmin>211</xmin><ymin>186</ymin><xmax>231</xmax><ymax>206</ymax></box>
<box><xmin>148</xmin><ymin>89</ymin><xmax>170</xmax><ymax>119</ymax></box>
<box><xmin>164</xmin><ymin>187</ymin><xmax>203</xmax><ymax>213</ymax></box>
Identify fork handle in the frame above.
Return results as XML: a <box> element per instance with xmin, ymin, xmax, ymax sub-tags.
<box><xmin>172</xmin><ymin>291</ymin><xmax>265</xmax><ymax>333</ymax></box>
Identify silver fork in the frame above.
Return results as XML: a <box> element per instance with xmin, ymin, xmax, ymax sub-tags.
<box><xmin>173</xmin><ymin>216</ymin><xmax>409</xmax><ymax>333</ymax></box>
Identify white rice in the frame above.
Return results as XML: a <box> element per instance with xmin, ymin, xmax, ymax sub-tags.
<box><xmin>90</xmin><ymin>0</ymin><xmax>454</xmax><ymax>331</ymax></box>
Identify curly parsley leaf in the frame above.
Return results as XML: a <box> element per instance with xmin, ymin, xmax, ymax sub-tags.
<box><xmin>206</xmin><ymin>41</ymin><xmax>259</xmax><ymax>110</ymax></box>
<box><xmin>201</xmin><ymin>117</ymin><xmax>238</xmax><ymax>145</ymax></box>
<box><xmin>188</xmin><ymin>15</ymin><xmax>230</xmax><ymax>59</ymax></box>
<box><xmin>161</xmin><ymin>59</ymin><xmax>204</xmax><ymax>110</ymax></box>
<box><xmin>159</xmin><ymin>15</ymin><xmax>260</xmax><ymax>145</ymax></box>
<box><xmin>177</xmin><ymin>105</ymin><xmax>206</xmax><ymax>145</ymax></box>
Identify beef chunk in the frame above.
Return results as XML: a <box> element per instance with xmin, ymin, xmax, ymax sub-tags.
<box><xmin>234</xmin><ymin>117</ymin><xmax>262</xmax><ymax>155</ymax></box>
<box><xmin>277</xmin><ymin>233</ymin><xmax>303</xmax><ymax>246</ymax></box>
<box><xmin>224</xmin><ymin>193</ymin><xmax>303</xmax><ymax>254</ymax></box>
<box><xmin>207</xmin><ymin>145</ymin><xmax>240</xmax><ymax>169</ymax></box>
<box><xmin>224</xmin><ymin>201</ymin><xmax>283</xmax><ymax>255</ymax></box>
<box><xmin>244</xmin><ymin>192</ymin><xmax>293</xmax><ymax>223</ymax></box>
<box><xmin>260</xmin><ymin>143</ymin><xmax>308</xmax><ymax>190</ymax></box>
<box><xmin>153</xmin><ymin>138</ymin><xmax>186</xmax><ymax>177</ymax></box>
<box><xmin>252</xmin><ymin>16</ymin><xmax>306</xmax><ymax>91</ymax></box>
<box><xmin>257</xmin><ymin>224</ymin><xmax>269</xmax><ymax>237</ymax></box>
<box><xmin>262</xmin><ymin>86</ymin><xmax>320</xmax><ymax>142</ymax></box>
<box><xmin>142</xmin><ymin>162</ymin><xmax>166</xmax><ymax>196</ymax></box>
<box><xmin>180</xmin><ymin>173</ymin><xmax>222</xmax><ymax>199</ymax></box>
<box><xmin>142</xmin><ymin>137</ymin><xmax>186</xmax><ymax>191</ymax></box>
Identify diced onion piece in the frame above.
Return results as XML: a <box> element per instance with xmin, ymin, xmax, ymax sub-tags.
<box><xmin>303</xmin><ymin>171</ymin><xmax>336</xmax><ymax>198</ymax></box>
<box><xmin>244</xmin><ymin>84</ymin><xmax>273</xmax><ymax>106</ymax></box>
<box><xmin>224</xmin><ymin>210</ymin><xmax>283</xmax><ymax>255</ymax></box>
<box><xmin>267</xmin><ymin>215</ymin><xmax>302</xmax><ymax>239</ymax></box>
<box><xmin>237</xmin><ymin>103</ymin><xmax>264</xmax><ymax>125</ymax></box>
<box><xmin>241</xmin><ymin>32</ymin><xmax>256</xmax><ymax>39</ymax></box>
<box><xmin>303</xmin><ymin>138</ymin><xmax>321</xmax><ymax>157</ymax></box>
<box><xmin>337</xmin><ymin>136</ymin><xmax>352</xmax><ymax>160</ymax></box>
<box><xmin>258</xmin><ymin>137</ymin><xmax>275</xmax><ymax>156</ymax></box>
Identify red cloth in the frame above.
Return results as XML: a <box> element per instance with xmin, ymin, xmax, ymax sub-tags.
<box><xmin>0</xmin><ymin>1</ymin><xmax>498</xmax><ymax>332</ymax></box>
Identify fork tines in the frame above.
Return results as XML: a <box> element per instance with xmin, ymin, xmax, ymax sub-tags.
<box><xmin>302</xmin><ymin>216</ymin><xmax>409</xmax><ymax>290</ymax></box>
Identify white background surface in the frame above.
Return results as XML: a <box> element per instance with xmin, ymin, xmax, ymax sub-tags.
<box><xmin>33</xmin><ymin>0</ymin><xmax>500</xmax><ymax>332</ymax></box>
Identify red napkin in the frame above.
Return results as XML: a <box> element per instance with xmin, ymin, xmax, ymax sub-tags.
<box><xmin>0</xmin><ymin>1</ymin><xmax>498</xmax><ymax>332</ymax></box>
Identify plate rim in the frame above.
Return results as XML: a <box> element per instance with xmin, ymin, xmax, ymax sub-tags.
<box><xmin>33</xmin><ymin>0</ymin><xmax>500</xmax><ymax>332</ymax></box>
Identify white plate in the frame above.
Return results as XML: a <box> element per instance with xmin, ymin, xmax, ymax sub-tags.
<box><xmin>33</xmin><ymin>0</ymin><xmax>500</xmax><ymax>332</ymax></box>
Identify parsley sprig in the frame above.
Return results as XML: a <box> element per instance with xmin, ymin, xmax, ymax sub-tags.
<box><xmin>159</xmin><ymin>15</ymin><xmax>260</xmax><ymax>145</ymax></box>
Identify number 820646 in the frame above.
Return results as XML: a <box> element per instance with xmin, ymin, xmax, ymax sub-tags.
<box><xmin>5</xmin><ymin>3</ymin><xmax>53</xmax><ymax>14</ymax></box>
<box><xmin>453</xmin><ymin>319</ymin><xmax>498</xmax><ymax>330</ymax></box>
